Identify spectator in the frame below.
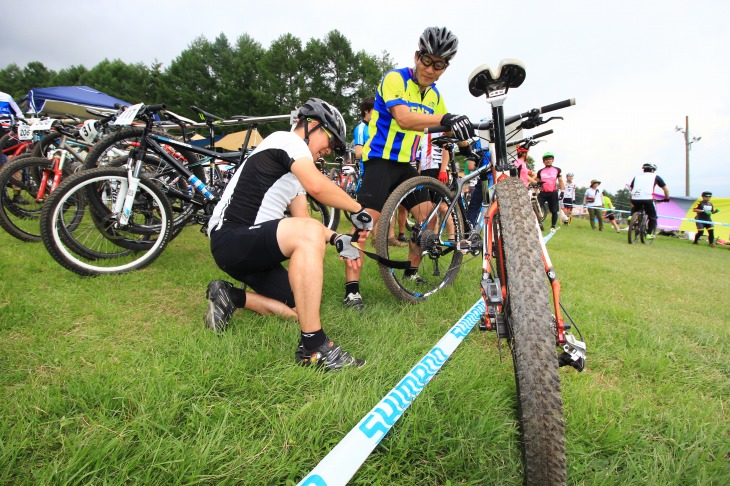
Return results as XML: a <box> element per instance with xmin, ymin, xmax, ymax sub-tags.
<box><xmin>561</xmin><ymin>172</ymin><xmax>576</xmax><ymax>225</ymax></box>
<box><xmin>584</xmin><ymin>179</ymin><xmax>604</xmax><ymax>231</ymax></box>
<box><xmin>693</xmin><ymin>191</ymin><xmax>720</xmax><ymax>247</ymax></box>
<box><xmin>602</xmin><ymin>195</ymin><xmax>620</xmax><ymax>233</ymax></box>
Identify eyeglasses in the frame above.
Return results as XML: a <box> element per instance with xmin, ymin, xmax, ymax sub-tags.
<box><xmin>321</xmin><ymin>126</ymin><xmax>335</xmax><ymax>148</ymax></box>
<box><xmin>418</xmin><ymin>52</ymin><xmax>448</xmax><ymax>71</ymax></box>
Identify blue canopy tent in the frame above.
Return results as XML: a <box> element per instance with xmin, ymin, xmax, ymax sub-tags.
<box><xmin>21</xmin><ymin>86</ymin><xmax>130</xmax><ymax>119</ymax></box>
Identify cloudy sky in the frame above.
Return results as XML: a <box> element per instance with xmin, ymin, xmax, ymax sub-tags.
<box><xmin>2</xmin><ymin>0</ymin><xmax>728</xmax><ymax>196</ymax></box>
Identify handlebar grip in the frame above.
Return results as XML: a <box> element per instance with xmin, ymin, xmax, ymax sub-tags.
<box><xmin>531</xmin><ymin>129</ymin><xmax>554</xmax><ymax>139</ymax></box>
<box><xmin>505</xmin><ymin>129</ymin><xmax>554</xmax><ymax>148</ymax></box>
<box><xmin>424</xmin><ymin>125</ymin><xmax>449</xmax><ymax>134</ymax></box>
<box><xmin>539</xmin><ymin>98</ymin><xmax>575</xmax><ymax>114</ymax></box>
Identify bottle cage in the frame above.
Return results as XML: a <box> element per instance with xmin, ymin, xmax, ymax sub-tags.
<box><xmin>468</xmin><ymin>59</ymin><xmax>526</xmax><ymax>99</ymax></box>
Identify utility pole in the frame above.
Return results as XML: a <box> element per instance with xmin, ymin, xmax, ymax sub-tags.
<box><xmin>675</xmin><ymin>116</ymin><xmax>701</xmax><ymax>197</ymax></box>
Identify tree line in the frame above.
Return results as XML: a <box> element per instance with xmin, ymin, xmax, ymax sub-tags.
<box><xmin>0</xmin><ymin>30</ymin><xmax>394</xmax><ymax>138</ymax></box>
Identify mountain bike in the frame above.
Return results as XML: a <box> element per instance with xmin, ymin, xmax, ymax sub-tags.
<box><xmin>0</xmin><ymin>114</ymin><xmax>115</xmax><ymax>242</ymax></box>
<box><xmin>375</xmin><ymin>59</ymin><xmax>585</xmax><ymax>485</ymax></box>
<box><xmin>627</xmin><ymin>199</ymin><xmax>667</xmax><ymax>244</ymax></box>
<box><xmin>39</xmin><ymin>103</ymin><xmax>289</xmax><ymax>276</ymax></box>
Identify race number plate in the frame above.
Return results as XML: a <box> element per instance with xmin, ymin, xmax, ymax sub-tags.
<box><xmin>113</xmin><ymin>103</ymin><xmax>144</xmax><ymax>126</ymax></box>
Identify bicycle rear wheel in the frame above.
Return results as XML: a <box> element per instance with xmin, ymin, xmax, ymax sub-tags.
<box><xmin>40</xmin><ymin>167</ymin><xmax>172</xmax><ymax>276</ymax></box>
<box><xmin>492</xmin><ymin>177</ymin><xmax>566</xmax><ymax>484</ymax></box>
<box><xmin>627</xmin><ymin>212</ymin><xmax>641</xmax><ymax>244</ymax></box>
<box><xmin>375</xmin><ymin>176</ymin><xmax>464</xmax><ymax>303</ymax></box>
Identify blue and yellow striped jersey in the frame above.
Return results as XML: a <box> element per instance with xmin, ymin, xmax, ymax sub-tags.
<box><xmin>363</xmin><ymin>67</ymin><xmax>447</xmax><ymax>164</ymax></box>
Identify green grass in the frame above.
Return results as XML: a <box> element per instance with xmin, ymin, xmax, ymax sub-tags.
<box><xmin>1</xmin><ymin>218</ymin><xmax>728</xmax><ymax>485</ymax></box>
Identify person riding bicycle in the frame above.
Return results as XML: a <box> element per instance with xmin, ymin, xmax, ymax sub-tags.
<box><xmin>561</xmin><ymin>172</ymin><xmax>576</xmax><ymax>225</ymax></box>
<box><xmin>629</xmin><ymin>163</ymin><xmax>670</xmax><ymax>240</ymax></box>
<box><xmin>536</xmin><ymin>152</ymin><xmax>564</xmax><ymax>232</ymax></box>
<box><xmin>205</xmin><ymin>98</ymin><xmax>374</xmax><ymax>371</ymax></box>
<box><xmin>583</xmin><ymin>179</ymin><xmax>604</xmax><ymax>231</ymax></box>
<box><xmin>693</xmin><ymin>191</ymin><xmax>720</xmax><ymax>247</ymax></box>
<box><xmin>342</xmin><ymin>26</ymin><xmax>475</xmax><ymax>310</ymax></box>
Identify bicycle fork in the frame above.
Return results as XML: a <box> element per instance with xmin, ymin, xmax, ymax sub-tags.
<box><xmin>536</xmin><ymin>218</ymin><xmax>586</xmax><ymax>371</ymax></box>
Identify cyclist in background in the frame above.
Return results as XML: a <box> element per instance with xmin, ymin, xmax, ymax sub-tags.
<box><xmin>342</xmin><ymin>26</ymin><xmax>475</xmax><ymax>310</ymax></box>
<box><xmin>561</xmin><ymin>172</ymin><xmax>576</xmax><ymax>225</ymax></box>
<box><xmin>629</xmin><ymin>163</ymin><xmax>670</xmax><ymax>240</ymax></box>
<box><xmin>693</xmin><ymin>191</ymin><xmax>719</xmax><ymax>247</ymax></box>
<box><xmin>0</xmin><ymin>90</ymin><xmax>24</xmax><ymax>127</ymax></box>
<box><xmin>204</xmin><ymin>98</ymin><xmax>373</xmax><ymax>371</ymax></box>
<box><xmin>536</xmin><ymin>152</ymin><xmax>564</xmax><ymax>232</ymax></box>
<box><xmin>352</xmin><ymin>96</ymin><xmax>374</xmax><ymax>172</ymax></box>
<box><xmin>514</xmin><ymin>146</ymin><xmax>537</xmax><ymax>187</ymax></box>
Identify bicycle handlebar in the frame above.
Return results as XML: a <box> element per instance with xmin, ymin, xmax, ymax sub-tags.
<box><xmin>424</xmin><ymin>98</ymin><xmax>575</xmax><ymax>134</ymax></box>
<box><xmin>505</xmin><ymin>129</ymin><xmax>553</xmax><ymax>148</ymax></box>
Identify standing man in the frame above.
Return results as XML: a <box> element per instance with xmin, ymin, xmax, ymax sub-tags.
<box><xmin>536</xmin><ymin>152</ymin><xmax>564</xmax><ymax>232</ymax></box>
<box><xmin>629</xmin><ymin>163</ymin><xmax>670</xmax><ymax>241</ymax></box>
<box><xmin>342</xmin><ymin>26</ymin><xmax>474</xmax><ymax>310</ymax></box>
<box><xmin>693</xmin><ymin>191</ymin><xmax>719</xmax><ymax>247</ymax></box>
<box><xmin>561</xmin><ymin>172</ymin><xmax>576</xmax><ymax>225</ymax></box>
<box><xmin>584</xmin><ymin>179</ymin><xmax>604</xmax><ymax>231</ymax></box>
<box><xmin>205</xmin><ymin>98</ymin><xmax>373</xmax><ymax>371</ymax></box>
<box><xmin>352</xmin><ymin>96</ymin><xmax>374</xmax><ymax>172</ymax></box>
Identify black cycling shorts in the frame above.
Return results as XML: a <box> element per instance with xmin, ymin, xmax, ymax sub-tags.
<box><xmin>562</xmin><ymin>197</ymin><xmax>574</xmax><ymax>208</ymax></box>
<box><xmin>358</xmin><ymin>158</ymin><xmax>427</xmax><ymax>212</ymax></box>
<box><xmin>210</xmin><ymin>220</ymin><xmax>295</xmax><ymax>307</ymax></box>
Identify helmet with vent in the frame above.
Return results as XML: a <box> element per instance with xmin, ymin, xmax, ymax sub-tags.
<box><xmin>297</xmin><ymin>98</ymin><xmax>346</xmax><ymax>151</ymax></box>
<box><xmin>418</xmin><ymin>27</ymin><xmax>459</xmax><ymax>61</ymax></box>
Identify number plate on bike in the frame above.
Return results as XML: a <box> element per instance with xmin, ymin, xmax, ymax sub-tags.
<box><xmin>29</xmin><ymin>118</ymin><xmax>56</xmax><ymax>133</ymax></box>
<box><xmin>113</xmin><ymin>103</ymin><xmax>144</xmax><ymax>126</ymax></box>
<box><xmin>17</xmin><ymin>124</ymin><xmax>33</xmax><ymax>140</ymax></box>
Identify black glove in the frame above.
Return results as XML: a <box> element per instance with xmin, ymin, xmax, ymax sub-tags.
<box><xmin>441</xmin><ymin>113</ymin><xmax>474</xmax><ymax>142</ymax></box>
<box><xmin>457</xmin><ymin>144</ymin><xmax>474</xmax><ymax>158</ymax></box>
<box><xmin>348</xmin><ymin>206</ymin><xmax>373</xmax><ymax>231</ymax></box>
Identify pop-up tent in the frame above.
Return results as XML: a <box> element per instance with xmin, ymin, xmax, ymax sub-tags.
<box><xmin>21</xmin><ymin>86</ymin><xmax>130</xmax><ymax>119</ymax></box>
<box><xmin>215</xmin><ymin>129</ymin><xmax>263</xmax><ymax>151</ymax></box>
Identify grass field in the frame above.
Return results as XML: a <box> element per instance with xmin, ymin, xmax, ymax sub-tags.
<box><xmin>1</xmin><ymin>217</ymin><xmax>728</xmax><ymax>485</ymax></box>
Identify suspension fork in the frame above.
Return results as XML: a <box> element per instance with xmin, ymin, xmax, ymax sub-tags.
<box><xmin>536</xmin><ymin>220</ymin><xmax>566</xmax><ymax>344</ymax></box>
<box><xmin>36</xmin><ymin>150</ymin><xmax>67</xmax><ymax>200</ymax></box>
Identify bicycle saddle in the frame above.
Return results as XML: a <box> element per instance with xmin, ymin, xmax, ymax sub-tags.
<box><xmin>468</xmin><ymin>59</ymin><xmax>526</xmax><ymax>98</ymax></box>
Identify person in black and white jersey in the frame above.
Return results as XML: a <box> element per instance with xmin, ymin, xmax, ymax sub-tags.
<box><xmin>204</xmin><ymin>98</ymin><xmax>373</xmax><ymax>371</ymax></box>
<box><xmin>561</xmin><ymin>172</ymin><xmax>576</xmax><ymax>225</ymax></box>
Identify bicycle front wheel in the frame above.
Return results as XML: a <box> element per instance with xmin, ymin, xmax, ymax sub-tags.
<box><xmin>40</xmin><ymin>167</ymin><xmax>173</xmax><ymax>276</ymax></box>
<box><xmin>492</xmin><ymin>177</ymin><xmax>566</xmax><ymax>484</ymax></box>
<box><xmin>375</xmin><ymin>176</ymin><xmax>465</xmax><ymax>303</ymax></box>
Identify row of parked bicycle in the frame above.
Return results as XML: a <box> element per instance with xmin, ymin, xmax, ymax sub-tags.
<box><xmin>0</xmin><ymin>104</ymin><xmax>315</xmax><ymax>276</ymax></box>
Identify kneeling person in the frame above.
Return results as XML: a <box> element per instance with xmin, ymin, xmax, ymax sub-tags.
<box><xmin>205</xmin><ymin>98</ymin><xmax>373</xmax><ymax>371</ymax></box>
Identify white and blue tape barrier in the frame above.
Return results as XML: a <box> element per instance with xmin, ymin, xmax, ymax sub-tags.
<box><xmin>568</xmin><ymin>203</ymin><xmax>730</xmax><ymax>227</ymax></box>
<box><xmin>297</xmin><ymin>298</ymin><xmax>486</xmax><ymax>486</ymax></box>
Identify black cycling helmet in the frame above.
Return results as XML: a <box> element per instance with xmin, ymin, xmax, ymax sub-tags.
<box><xmin>702</xmin><ymin>191</ymin><xmax>713</xmax><ymax>197</ymax></box>
<box><xmin>642</xmin><ymin>163</ymin><xmax>657</xmax><ymax>172</ymax></box>
<box><xmin>297</xmin><ymin>98</ymin><xmax>346</xmax><ymax>151</ymax></box>
<box><xmin>418</xmin><ymin>27</ymin><xmax>459</xmax><ymax>61</ymax></box>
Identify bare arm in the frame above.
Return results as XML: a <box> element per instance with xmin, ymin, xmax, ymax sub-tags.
<box><xmin>290</xmin><ymin>157</ymin><xmax>362</xmax><ymax>214</ymax></box>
